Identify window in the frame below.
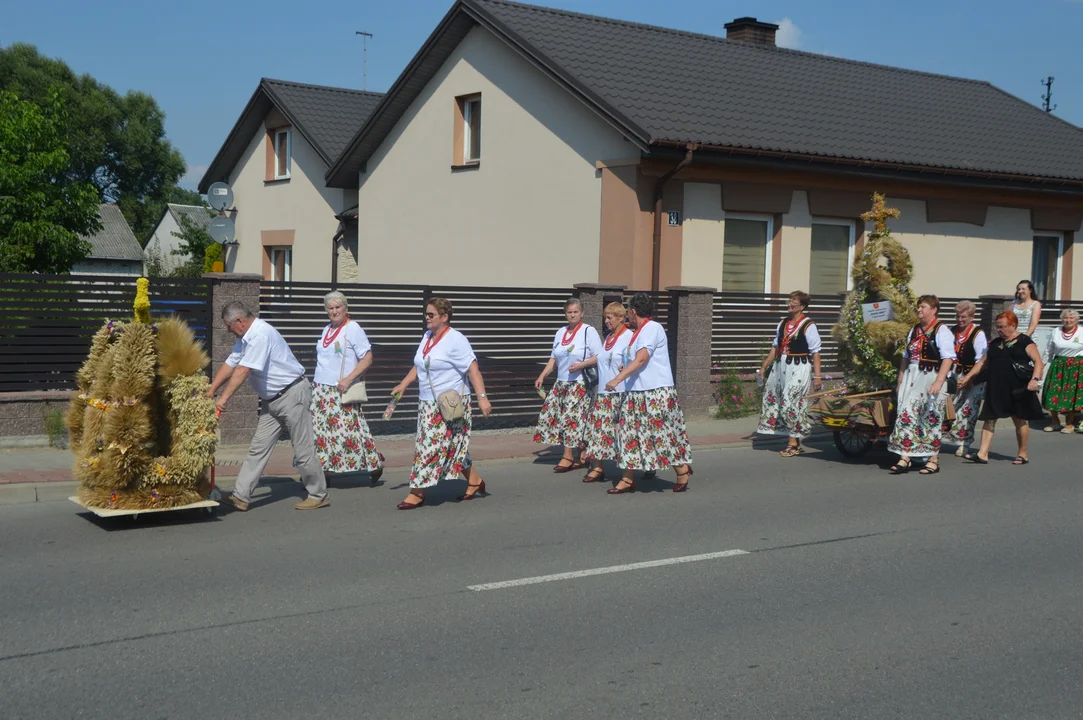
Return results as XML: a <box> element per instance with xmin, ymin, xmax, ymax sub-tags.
<box><xmin>722</xmin><ymin>215</ymin><xmax>773</xmax><ymax>292</ymax></box>
<box><xmin>454</xmin><ymin>94</ymin><xmax>481</xmax><ymax>166</ymax></box>
<box><xmin>463</xmin><ymin>97</ymin><xmax>481</xmax><ymax>162</ymax></box>
<box><xmin>809</xmin><ymin>221</ymin><xmax>856</xmax><ymax>296</ymax></box>
<box><xmin>274</xmin><ymin>129</ymin><xmax>291</xmax><ymax>180</ymax></box>
<box><xmin>268</xmin><ymin>246</ymin><xmax>291</xmax><ymax>282</ymax></box>
<box><xmin>1032</xmin><ymin>234</ymin><xmax>1063</xmax><ymax>301</ymax></box>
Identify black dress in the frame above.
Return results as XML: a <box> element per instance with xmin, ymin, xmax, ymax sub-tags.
<box><xmin>979</xmin><ymin>335</ymin><xmax>1045</xmax><ymax>421</ymax></box>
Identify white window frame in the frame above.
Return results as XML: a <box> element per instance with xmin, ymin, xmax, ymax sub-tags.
<box><xmin>810</xmin><ymin>217</ymin><xmax>858</xmax><ymax>292</ymax></box>
<box><xmin>1033</xmin><ymin>232</ymin><xmax>1064</xmax><ymax>302</ymax></box>
<box><xmin>722</xmin><ymin>212</ymin><xmax>774</xmax><ymax>293</ymax></box>
<box><xmin>463</xmin><ymin>97</ymin><xmax>481</xmax><ymax>163</ymax></box>
<box><xmin>274</xmin><ymin>129</ymin><xmax>291</xmax><ymax>180</ymax></box>
<box><xmin>269</xmin><ymin>246</ymin><xmax>292</xmax><ymax>282</ymax></box>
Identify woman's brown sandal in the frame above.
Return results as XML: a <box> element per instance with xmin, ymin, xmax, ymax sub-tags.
<box><xmin>780</xmin><ymin>445</ymin><xmax>802</xmax><ymax>457</ymax></box>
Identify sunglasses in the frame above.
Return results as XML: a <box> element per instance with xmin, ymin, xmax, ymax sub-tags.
<box><xmin>425</xmin><ymin>312</ymin><xmax>437</xmax><ymax>318</ymax></box>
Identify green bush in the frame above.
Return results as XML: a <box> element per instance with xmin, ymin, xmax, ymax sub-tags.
<box><xmin>43</xmin><ymin>407</ymin><xmax>67</xmax><ymax>448</ymax></box>
<box><xmin>712</xmin><ymin>362</ymin><xmax>760</xmax><ymax>419</ymax></box>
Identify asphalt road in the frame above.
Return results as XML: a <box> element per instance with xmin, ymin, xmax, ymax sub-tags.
<box><xmin>2</xmin><ymin>430</ymin><xmax>1082</xmax><ymax>719</ymax></box>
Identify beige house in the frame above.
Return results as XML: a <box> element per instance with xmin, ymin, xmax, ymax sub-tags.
<box><xmin>199</xmin><ymin>79</ymin><xmax>383</xmax><ymax>282</ymax></box>
<box><xmin>327</xmin><ymin>0</ymin><xmax>1083</xmax><ymax>300</ymax></box>
<box><xmin>144</xmin><ymin>203</ymin><xmax>215</xmax><ymax>275</ymax></box>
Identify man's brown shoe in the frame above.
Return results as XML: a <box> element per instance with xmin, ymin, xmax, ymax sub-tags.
<box><xmin>227</xmin><ymin>495</ymin><xmax>249</xmax><ymax>512</ymax></box>
<box><xmin>295</xmin><ymin>495</ymin><xmax>330</xmax><ymax>510</ymax></box>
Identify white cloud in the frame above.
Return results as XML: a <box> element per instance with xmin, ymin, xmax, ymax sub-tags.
<box><xmin>776</xmin><ymin>18</ymin><xmax>803</xmax><ymax>49</ymax></box>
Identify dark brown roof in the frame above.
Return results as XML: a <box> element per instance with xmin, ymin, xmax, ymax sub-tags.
<box><xmin>199</xmin><ymin>79</ymin><xmax>383</xmax><ymax>193</ymax></box>
<box><xmin>326</xmin><ymin>0</ymin><xmax>1083</xmax><ymax>188</ymax></box>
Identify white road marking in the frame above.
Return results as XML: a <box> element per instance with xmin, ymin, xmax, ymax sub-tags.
<box><xmin>468</xmin><ymin>549</ymin><xmax>750</xmax><ymax>591</ymax></box>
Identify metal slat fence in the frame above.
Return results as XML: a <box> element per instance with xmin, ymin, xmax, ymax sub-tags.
<box><xmin>711</xmin><ymin>293</ymin><xmax>972</xmax><ymax>377</ymax></box>
<box><xmin>0</xmin><ymin>273</ymin><xmax>211</xmax><ymax>392</ymax></box>
<box><xmin>258</xmin><ymin>281</ymin><xmax>572</xmax><ymax>430</ymax></box>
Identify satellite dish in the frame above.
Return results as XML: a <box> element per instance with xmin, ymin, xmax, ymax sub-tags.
<box><xmin>207</xmin><ymin>182</ymin><xmax>234</xmax><ymax>212</ymax></box>
<box><xmin>208</xmin><ymin>216</ymin><xmax>236</xmax><ymax>245</ymax></box>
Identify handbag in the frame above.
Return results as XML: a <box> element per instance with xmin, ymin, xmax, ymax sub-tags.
<box><xmin>581</xmin><ymin>327</ymin><xmax>598</xmax><ymax>392</ymax></box>
<box><xmin>338</xmin><ymin>336</ymin><xmax>368</xmax><ymax>404</ymax></box>
<box><xmin>1011</xmin><ymin>361</ymin><xmax>1034</xmax><ymax>381</ymax></box>
<box><xmin>427</xmin><ymin>361</ymin><xmax>466</xmax><ymax>422</ymax></box>
<box><xmin>946</xmin><ymin>373</ymin><xmax>958</xmax><ymax>395</ymax></box>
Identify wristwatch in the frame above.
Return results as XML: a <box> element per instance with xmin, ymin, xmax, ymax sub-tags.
<box><xmin>478</xmin><ymin>393</ymin><xmax>487</xmax><ymax>399</ymax></box>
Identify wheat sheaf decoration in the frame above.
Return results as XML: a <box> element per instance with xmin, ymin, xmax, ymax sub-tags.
<box><xmin>67</xmin><ymin>278</ymin><xmax>218</xmax><ymax>510</ymax></box>
<box><xmin>832</xmin><ymin>193</ymin><xmax>919</xmax><ymax>391</ymax></box>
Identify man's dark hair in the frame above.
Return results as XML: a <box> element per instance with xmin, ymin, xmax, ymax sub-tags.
<box><xmin>629</xmin><ymin>293</ymin><xmax>653</xmax><ymax>318</ymax></box>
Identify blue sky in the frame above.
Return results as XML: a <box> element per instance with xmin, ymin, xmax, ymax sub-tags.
<box><xmin>3</xmin><ymin>0</ymin><xmax>1081</xmax><ymax>191</ymax></box>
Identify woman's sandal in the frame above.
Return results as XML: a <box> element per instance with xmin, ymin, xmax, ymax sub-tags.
<box><xmin>1044</xmin><ymin>425</ymin><xmax>1063</xmax><ymax>433</ymax></box>
<box><xmin>964</xmin><ymin>453</ymin><xmax>988</xmax><ymax>464</ymax></box>
<box><xmin>582</xmin><ymin>468</ymin><xmax>606</xmax><ymax>483</ymax></box>
<box><xmin>673</xmin><ymin>466</ymin><xmax>694</xmax><ymax>493</ymax></box>
<box><xmin>889</xmin><ymin>459</ymin><xmax>912</xmax><ymax>474</ymax></box>
<box><xmin>780</xmin><ymin>445</ymin><xmax>802</xmax><ymax>458</ymax></box>
<box><xmin>1013</xmin><ymin>456</ymin><xmax>1029</xmax><ymax>465</ymax></box>
<box><xmin>553</xmin><ymin>460</ymin><xmax>576</xmax><ymax>473</ymax></box>
<box><xmin>919</xmin><ymin>461</ymin><xmax>940</xmax><ymax>475</ymax></box>
<box><xmin>607</xmin><ymin>480</ymin><xmax>636</xmax><ymax>495</ymax></box>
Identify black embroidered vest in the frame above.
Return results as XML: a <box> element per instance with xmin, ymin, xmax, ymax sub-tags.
<box><xmin>775</xmin><ymin>317</ymin><xmax>813</xmax><ymax>365</ymax></box>
<box><xmin>912</xmin><ymin>321</ymin><xmax>951</xmax><ymax>372</ymax></box>
<box><xmin>953</xmin><ymin>325</ymin><xmax>979</xmax><ymax>372</ymax></box>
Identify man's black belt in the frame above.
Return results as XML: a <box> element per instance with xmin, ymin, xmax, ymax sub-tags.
<box><xmin>267</xmin><ymin>376</ymin><xmax>305</xmax><ymax>402</ymax></box>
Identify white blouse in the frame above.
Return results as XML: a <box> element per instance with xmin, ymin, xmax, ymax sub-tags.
<box><xmin>1047</xmin><ymin>326</ymin><xmax>1083</xmax><ymax>358</ymax></box>
<box><xmin>313</xmin><ymin>320</ymin><xmax>371</xmax><ymax>386</ymax></box>
<box><xmin>597</xmin><ymin>327</ymin><xmax>633</xmax><ymax>395</ymax></box>
<box><xmin>550</xmin><ymin>323</ymin><xmax>602</xmax><ymax>383</ymax></box>
<box><xmin>414</xmin><ymin>327</ymin><xmax>477</xmax><ymax>401</ymax></box>
<box><xmin>624</xmin><ymin>320</ymin><xmax>674</xmax><ymax>392</ymax></box>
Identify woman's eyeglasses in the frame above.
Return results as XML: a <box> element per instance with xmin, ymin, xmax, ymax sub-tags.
<box><xmin>425</xmin><ymin>312</ymin><xmax>437</xmax><ymax>318</ymax></box>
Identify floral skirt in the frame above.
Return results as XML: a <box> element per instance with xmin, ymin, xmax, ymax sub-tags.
<box><xmin>756</xmin><ymin>359</ymin><xmax>813</xmax><ymax>439</ymax></box>
<box><xmin>945</xmin><ymin>379</ymin><xmax>985</xmax><ymax>447</ymax></box>
<box><xmin>1042</xmin><ymin>356</ymin><xmax>1083</xmax><ymax>413</ymax></box>
<box><xmin>616</xmin><ymin>387</ymin><xmax>693</xmax><ymax>471</ymax></box>
<box><xmin>409</xmin><ymin>398</ymin><xmax>472</xmax><ymax>489</ymax></box>
<box><xmin>888</xmin><ymin>366</ymin><xmax>947</xmax><ymax>458</ymax></box>
<box><xmin>585</xmin><ymin>393</ymin><xmax>622</xmax><ymax>461</ymax></box>
<box><xmin>533</xmin><ymin>379</ymin><xmax>591</xmax><ymax>448</ymax></box>
<box><xmin>311</xmin><ymin>382</ymin><xmax>383</xmax><ymax>473</ymax></box>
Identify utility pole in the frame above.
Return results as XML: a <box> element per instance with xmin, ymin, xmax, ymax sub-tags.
<box><xmin>355</xmin><ymin>31</ymin><xmax>373</xmax><ymax>91</ymax></box>
<box><xmin>1041</xmin><ymin>76</ymin><xmax>1056</xmax><ymax>113</ymax></box>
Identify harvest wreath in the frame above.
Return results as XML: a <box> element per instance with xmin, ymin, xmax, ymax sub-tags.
<box><xmin>67</xmin><ymin>278</ymin><xmax>218</xmax><ymax>510</ymax></box>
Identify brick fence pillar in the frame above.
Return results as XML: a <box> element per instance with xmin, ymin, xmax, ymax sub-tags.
<box><xmin>978</xmin><ymin>294</ymin><xmax>1014</xmax><ymax>336</ymax></box>
<box><xmin>666</xmin><ymin>286</ymin><xmax>716</xmax><ymax>418</ymax></box>
<box><xmin>573</xmin><ymin>283</ymin><xmax>627</xmax><ymax>329</ymax></box>
<box><xmin>204</xmin><ymin>272</ymin><xmax>262</xmax><ymax>445</ymax></box>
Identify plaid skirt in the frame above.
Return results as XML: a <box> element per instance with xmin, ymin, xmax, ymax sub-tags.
<box><xmin>585</xmin><ymin>393</ymin><xmax>622</xmax><ymax>461</ymax></box>
<box><xmin>533</xmin><ymin>379</ymin><xmax>591</xmax><ymax>448</ymax></box>
<box><xmin>409</xmin><ymin>398</ymin><xmax>473</xmax><ymax>489</ymax></box>
<box><xmin>311</xmin><ymin>382</ymin><xmax>383</xmax><ymax>473</ymax></box>
<box><xmin>616</xmin><ymin>387</ymin><xmax>693</xmax><ymax>471</ymax></box>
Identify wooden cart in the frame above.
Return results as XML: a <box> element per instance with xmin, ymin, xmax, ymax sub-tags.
<box><xmin>810</xmin><ymin>390</ymin><xmax>896</xmax><ymax>459</ymax></box>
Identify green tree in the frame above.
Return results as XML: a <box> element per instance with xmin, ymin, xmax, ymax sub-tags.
<box><xmin>170</xmin><ymin>213</ymin><xmax>215</xmax><ymax>278</ymax></box>
<box><xmin>0</xmin><ymin>43</ymin><xmax>187</xmax><ymax>242</ymax></box>
<box><xmin>0</xmin><ymin>90</ymin><xmax>100</xmax><ymax>273</ymax></box>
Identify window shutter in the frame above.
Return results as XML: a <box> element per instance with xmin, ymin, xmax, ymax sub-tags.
<box><xmin>809</xmin><ymin>224</ymin><xmax>850</xmax><ymax>296</ymax></box>
<box><xmin>722</xmin><ymin>219</ymin><xmax>768</xmax><ymax>292</ymax></box>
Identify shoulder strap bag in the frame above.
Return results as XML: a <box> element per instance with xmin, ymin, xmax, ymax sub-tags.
<box><xmin>426</xmin><ymin>356</ymin><xmax>467</xmax><ymax>422</ymax></box>
<box><xmin>338</xmin><ymin>331</ymin><xmax>368</xmax><ymax>404</ymax></box>
<box><xmin>582</xmin><ymin>326</ymin><xmax>599</xmax><ymax>393</ymax></box>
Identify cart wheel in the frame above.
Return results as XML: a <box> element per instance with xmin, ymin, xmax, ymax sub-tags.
<box><xmin>834</xmin><ymin>429</ymin><xmax>872</xmax><ymax>458</ymax></box>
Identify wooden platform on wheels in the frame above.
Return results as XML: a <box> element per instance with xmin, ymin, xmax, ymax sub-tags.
<box><xmin>69</xmin><ymin>496</ymin><xmax>218</xmax><ymax>518</ymax></box>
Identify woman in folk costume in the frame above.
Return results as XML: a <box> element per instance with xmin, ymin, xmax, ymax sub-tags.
<box><xmin>1041</xmin><ymin>308</ymin><xmax>1083</xmax><ymax>433</ymax></box>
<box><xmin>603</xmin><ymin>293</ymin><xmax>693</xmax><ymax>494</ymax></box>
<box><xmin>310</xmin><ymin>291</ymin><xmax>384</xmax><ymax>482</ymax></box>
<box><xmin>945</xmin><ymin>300</ymin><xmax>988</xmax><ymax>457</ymax></box>
<box><xmin>756</xmin><ymin>290</ymin><xmax>824</xmax><ymax>457</ymax></box>
<box><xmin>888</xmin><ymin>295</ymin><xmax>956</xmax><ymax>475</ymax></box>
<box><xmin>582</xmin><ymin>302</ymin><xmax>634</xmax><ymax>483</ymax></box>
<box><xmin>533</xmin><ymin>298</ymin><xmax>602</xmax><ymax>473</ymax></box>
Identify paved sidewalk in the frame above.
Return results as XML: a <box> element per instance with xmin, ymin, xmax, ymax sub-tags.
<box><xmin>0</xmin><ymin>415</ymin><xmax>793</xmax><ymax>504</ymax></box>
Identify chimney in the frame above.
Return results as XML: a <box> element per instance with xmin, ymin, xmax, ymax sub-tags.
<box><xmin>724</xmin><ymin>17</ymin><xmax>779</xmax><ymax>46</ymax></box>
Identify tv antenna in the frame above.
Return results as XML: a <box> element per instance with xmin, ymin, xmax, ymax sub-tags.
<box><xmin>1041</xmin><ymin>76</ymin><xmax>1056</xmax><ymax>113</ymax></box>
<box><xmin>356</xmin><ymin>31</ymin><xmax>373</xmax><ymax>91</ymax></box>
